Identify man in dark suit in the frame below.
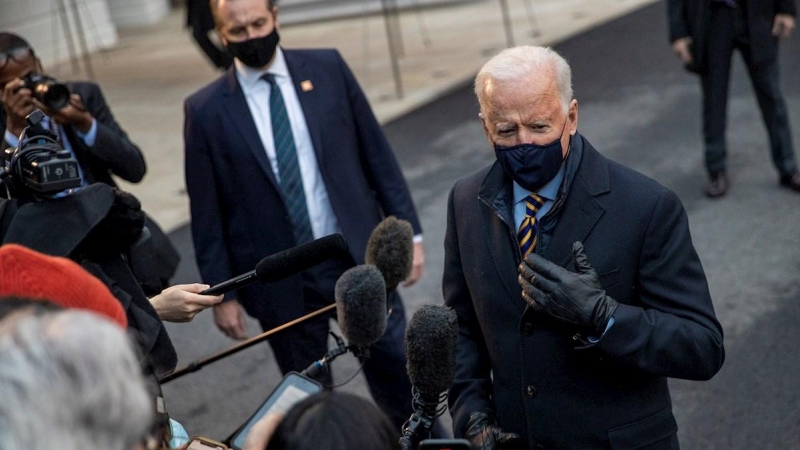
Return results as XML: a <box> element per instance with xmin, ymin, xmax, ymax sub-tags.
<box><xmin>183</xmin><ymin>0</ymin><xmax>425</xmax><ymax>429</ymax></box>
<box><xmin>0</xmin><ymin>33</ymin><xmax>146</xmax><ymax>187</ymax></box>
<box><xmin>444</xmin><ymin>46</ymin><xmax>725</xmax><ymax>449</ymax></box>
<box><xmin>667</xmin><ymin>0</ymin><xmax>799</xmax><ymax>197</ymax></box>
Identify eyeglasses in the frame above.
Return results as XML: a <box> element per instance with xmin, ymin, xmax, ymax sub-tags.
<box><xmin>0</xmin><ymin>47</ymin><xmax>34</xmax><ymax>70</ymax></box>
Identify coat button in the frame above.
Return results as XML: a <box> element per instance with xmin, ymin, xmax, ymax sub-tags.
<box><xmin>525</xmin><ymin>385</ymin><xmax>537</xmax><ymax>398</ymax></box>
<box><xmin>521</xmin><ymin>322</ymin><xmax>534</xmax><ymax>335</ymax></box>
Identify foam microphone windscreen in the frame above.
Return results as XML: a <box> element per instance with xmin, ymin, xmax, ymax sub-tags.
<box><xmin>255</xmin><ymin>233</ymin><xmax>348</xmax><ymax>283</ymax></box>
<box><xmin>405</xmin><ymin>305</ymin><xmax>458</xmax><ymax>397</ymax></box>
<box><xmin>335</xmin><ymin>265</ymin><xmax>387</xmax><ymax>348</ymax></box>
<box><xmin>364</xmin><ymin>216</ymin><xmax>414</xmax><ymax>292</ymax></box>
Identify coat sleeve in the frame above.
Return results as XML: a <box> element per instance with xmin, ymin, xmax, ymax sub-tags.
<box><xmin>335</xmin><ymin>51</ymin><xmax>423</xmax><ymax>235</ymax></box>
<box><xmin>443</xmin><ymin>183</ymin><xmax>494</xmax><ymax>437</ymax></box>
<box><xmin>80</xmin><ymin>83</ymin><xmax>147</xmax><ymax>183</ymax></box>
<box><xmin>777</xmin><ymin>0</ymin><xmax>797</xmax><ymax>16</ymax></box>
<box><xmin>666</xmin><ymin>0</ymin><xmax>691</xmax><ymax>42</ymax></box>
<box><xmin>183</xmin><ymin>99</ymin><xmax>235</xmax><ymax>300</ymax></box>
<box><xmin>593</xmin><ymin>189</ymin><xmax>725</xmax><ymax>381</ymax></box>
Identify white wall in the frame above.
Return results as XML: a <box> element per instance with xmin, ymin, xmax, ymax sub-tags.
<box><xmin>0</xmin><ymin>0</ymin><xmax>119</xmax><ymax>68</ymax></box>
<box><xmin>105</xmin><ymin>0</ymin><xmax>170</xmax><ymax>27</ymax></box>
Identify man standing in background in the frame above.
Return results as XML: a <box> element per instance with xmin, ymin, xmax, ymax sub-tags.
<box><xmin>667</xmin><ymin>0</ymin><xmax>799</xmax><ymax>197</ymax></box>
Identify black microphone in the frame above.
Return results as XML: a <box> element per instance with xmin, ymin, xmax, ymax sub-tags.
<box><xmin>399</xmin><ymin>305</ymin><xmax>458</xmax><ymax>450</ymax></box>
<box><xmin>335</xmin><ymin>264</ymin><xmax>388</xmax><ymax>347</ymax></box>
<box><xmin>302</xmin><ymin>264</ymin><xmax>387</xmax><ymax>380</ymax></box>
<box><xmin>201</xmin><ymin>233</ymin><xmax>348</xmax><ymax>296</ymax></box>
<box><xmin>365</xmin><ymin>216</ymin><xmax>414</xmax><ymax>293</ymax></box>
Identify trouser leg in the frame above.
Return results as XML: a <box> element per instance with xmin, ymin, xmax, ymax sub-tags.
<box><xmin>701</xmin><ymin>5</ymin><xmax>737</xmax><ymax>175</ymax></box>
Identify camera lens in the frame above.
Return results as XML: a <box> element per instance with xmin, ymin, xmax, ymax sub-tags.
<box><xmin>36</xmin><ymin>83</ymin><xmax>71</xmax><ymax>110</ymax></box>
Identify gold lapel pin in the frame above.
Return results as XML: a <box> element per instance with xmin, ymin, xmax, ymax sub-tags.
<box><xmin>300</xmin><ymin>80</ymin><xmax>314</xmax><ymax>92</ymax></box>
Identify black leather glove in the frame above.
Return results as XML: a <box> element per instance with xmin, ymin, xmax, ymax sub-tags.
<box><xmin>464</xmin><ymin>412</ymin><xmax>521</xmax><ymax>450</ymax></box>
<box><xmin>518</xmin><ymin>241</ymin><xmax>618</xmax><ymax>336</ymax></box>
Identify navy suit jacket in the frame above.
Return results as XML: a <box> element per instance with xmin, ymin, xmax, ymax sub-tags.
<box><xmin>184</xmin><ymin>48</ymin><xmax>421</xmax><ymax>325</ymax></box>
<box><xmin>444</xmin><ymin>135</ymin><xmax>724</xmax><ymax>449</ymax></box>
<box><xmin>666</xmin><ymin>0</ymin><xmax>797</xmax><ymax>73</ymax></box>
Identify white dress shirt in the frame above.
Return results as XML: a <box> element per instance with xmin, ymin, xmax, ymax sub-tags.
<box><xmin>235</xmin><ymin>48</ymin><xmax>341</xmax><ymax>240</ymax></box>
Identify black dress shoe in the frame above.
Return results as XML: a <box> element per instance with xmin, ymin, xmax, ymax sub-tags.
<box><xmin>779</xmin><ymin>171</ymin><xmax>800</xmax><ymax>192</ymax></box>
<box><xmin>705</xmin><ymin>171</ymin><xmax>728</xmax><ymax>198</ymax></box>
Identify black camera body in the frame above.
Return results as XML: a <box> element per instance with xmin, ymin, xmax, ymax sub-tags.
<box><xmin>2</xmin><ymin>109</ymin><xmax>81</xmax><ymax>198</ymax></box>
<box><xmin>22</xmin><ymin>73</ymin><xmax>71</xmax><ymax>110</ymax></box>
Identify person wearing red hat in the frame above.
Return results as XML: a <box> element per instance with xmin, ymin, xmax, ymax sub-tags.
<box><xmin>0</xmin><ymin>243</ymin><xmax>128</xmax><ymax>327</ymax></box>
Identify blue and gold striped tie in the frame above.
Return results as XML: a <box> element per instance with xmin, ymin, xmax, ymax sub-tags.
<box><xmin>263</xmin><ymin>73</ymin><xmax>313</xmax><ymax>244</ymax></box>
<box><xmin>518</xmin><ymin>193</ymin><xmax>545</xmax><ymax>258</ymax></box>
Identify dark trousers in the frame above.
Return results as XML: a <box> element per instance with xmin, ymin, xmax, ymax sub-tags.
<box><xmin>259</xmin><ymin>255</ymin><xmax>415</xmax><ymax>430</ymax></box>
<box><xmin>701</xmin><ymin>4</ymin><xmax>796</xmax><ymax>176</ymax></box>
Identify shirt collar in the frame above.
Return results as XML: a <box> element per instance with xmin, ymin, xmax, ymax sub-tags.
<box><xmin>513</xmin><ymin>161</ymin><xmax>567</xmax><ymax>206</ymax></box>
<box><xmin>234</xmin><ymin>46</ymin><xmax>290</xmax><ymax>92</ymax></box>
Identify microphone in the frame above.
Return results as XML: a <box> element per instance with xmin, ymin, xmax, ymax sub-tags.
<box><xmin>399</xmin><ymin>305</ymin><xmax>458</xmax><ymax>450</ymax></box>
<box><xmin>201</xmin><ymin>233</ymin><xmax>348</xmax><ymax>296</ymax></box>
<box><xmin>335</xmin><ymin>264</ymin><xmax>388</xmax><ymax>348</ymax></box>
<box><xmin>302</xmin><ymin>265</ymin><xmax>387</xmax><ymax>381</ymax></box>
<box><xmin>365</xmin><ymin>216</ymin><xmax>414</xmax><ymax>293</ymax></box>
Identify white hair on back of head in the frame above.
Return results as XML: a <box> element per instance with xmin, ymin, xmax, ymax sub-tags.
<box><xmin>474</xmin><ymin>46</ymin><xmax>573</xmax><ymax>113</ymax></box>
<box><xmin>0</xmin><ymin>310</ymin><xmax>152</xmax><ymax>450</ymax></box>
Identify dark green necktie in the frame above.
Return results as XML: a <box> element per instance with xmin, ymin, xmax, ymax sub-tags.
<box><xmin>263</xmin><ymin>73</ymin><xmax>313</xmax><ymax>244</ymax></box>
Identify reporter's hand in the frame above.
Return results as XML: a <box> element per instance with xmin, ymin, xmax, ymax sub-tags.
<box><xmin>773</xmin><ymin>14</ymin><xmax>795</xmax><ymax>39</ymax></box>
<box><xmin>40</xmin><ymin>94</ymin><xmax>93</xmax><ymax>133</ymax></box>
<box><xmin>213</xmin><ymin>299</ymin><xmax>248</xmax><ymax>340</ymax></box>
<box><xmin>671</xmin><ymin>37</ymin><xmax>693</xmax><ymax>65</ymax></box>
<box><xmin>518</xmin><ymin>241</ymin><xmax>618</xmax><ymax>335</ymax></box>
<box><xmin>1</xmin><ymin>78</ymin><xmax>34</xmax><ymax>136</ymax></box>
<box><xmin>464</xmin><ymin>412</ymin><xmax>521</xmax><ymax>450</ymax></box>
<box><xmin>149</xmin><ymin>283</ymin><xmax>223</xmax><ymax>323</ymax></box>
<box><xmin>403</xmin><ymin>241</ymin><xmax>425</xmax><ymax>287</ymax></box>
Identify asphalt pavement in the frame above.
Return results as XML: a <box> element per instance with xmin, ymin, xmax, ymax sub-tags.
<box><xmin>161</xmin><ymin>3</ymin><xmax>800</xmax><ymax>448</ymax></box>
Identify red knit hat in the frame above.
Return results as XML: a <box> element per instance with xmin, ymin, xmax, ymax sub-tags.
<box><xmin>0</xmin><ymin>244</ymin><xmax>127</xmax><ymax>328</ymax></box>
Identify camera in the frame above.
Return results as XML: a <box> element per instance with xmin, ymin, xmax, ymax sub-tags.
<box><xmin>2</xmin><ymin>109</ymin><xmax>81</xmax><ymax>198</ymax></box>
<box><xmin>21</xmin><ymin>73</ymin><xmax>71</xmax><ymax>110</ymax></box>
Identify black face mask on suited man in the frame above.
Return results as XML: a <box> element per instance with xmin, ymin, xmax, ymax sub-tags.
<box><xmin>226</xmin><ymin>28</ymin><xmax>280</xmax><ymax>68</ymax></box>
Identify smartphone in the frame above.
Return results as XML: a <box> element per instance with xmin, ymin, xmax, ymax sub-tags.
<box><xmin>419</xmin><ymin>438</ymin><xmax>474</xmax><ymax>450</ymax></box>
<box><xmin>187</xmin><ymin>436</ymin><xmax>229</xmax><ymax>450</ymax></box>
<box><xmin>229</xmin><ymin>372</ymin><xmax>322</xmax><ymax>450</ymax></box>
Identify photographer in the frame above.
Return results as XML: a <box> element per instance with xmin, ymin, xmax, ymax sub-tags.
<box><xmin>0</xmin><ymin>32</ymin><xmax>179</xmax><ymax>287</ymax></box>
<box><xmin>0</xmin><ymin>32</ymin><xmax>145</xmax><ymax>186</ymax></box>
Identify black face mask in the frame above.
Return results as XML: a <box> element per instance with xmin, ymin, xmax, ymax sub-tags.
<box><xmin>493</xmin><ymin>120</ymin><xmax>569</xmax><ymax>192</ymax></box>
<box><xmin>226</xmin><ymin>28</ymin><xmax>280</xmax><ymax>68</ymax></box>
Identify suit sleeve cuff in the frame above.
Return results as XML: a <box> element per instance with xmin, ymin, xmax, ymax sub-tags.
<box><xmin>75</xmin><ymin>118</ymin><xmax>98</xmax><ymax>147</ymax></box>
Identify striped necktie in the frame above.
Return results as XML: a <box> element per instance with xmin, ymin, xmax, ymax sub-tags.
<box><xmin>263</xmin><ymin>73</ymin><xmax>313</xmax><ymax>244</ymax></box>
<box><xmin>518</xmin><ymin>193</ymin><xmax>545</xmax><ymax>258</ymax></box>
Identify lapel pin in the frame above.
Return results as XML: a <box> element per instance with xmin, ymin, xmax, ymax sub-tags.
<box><xmin>300</xmin><ymin>80</ymin><xmax>314</xmax><ymax>92</ymax></box>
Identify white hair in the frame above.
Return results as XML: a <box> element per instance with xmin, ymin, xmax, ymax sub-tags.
<box><xmin>474</xmin><ymin>46</ymin><xmax>573</xmax><ymax>113</ymax></box>
<box><xmin>0</xmin><ymin>311</ymin><xmax>153</xmax><ymax>450</ymax></box>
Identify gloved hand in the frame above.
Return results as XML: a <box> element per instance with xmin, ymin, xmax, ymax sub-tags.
<box><xmin>517</xmin><ymin>241</ymin><xmax>618</xmax><ymax>336</ymax></box>
<box><xmin>464</xmin><ymin>412</ymin><xmax>521</xmax><ymax>450</ymax></box>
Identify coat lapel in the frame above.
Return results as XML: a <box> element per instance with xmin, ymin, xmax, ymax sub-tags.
<box><xmin>283</xmin><ymin>50</ymin><xmax>326</xmax><ymax>171</ymax></box>
<box><xmin>221</xmin><ymin>68</ymin><xmax>279</xmax><ymax>191</ymax></box>
<box><xmin>479</xmin><ymin>163</ymin><xmax>527</xmax><ymax>306</ymax></box>
<box><xmin>543</xmin><ymin>136</ymin><xmax>610</xmax><ymax>267</ymax></box>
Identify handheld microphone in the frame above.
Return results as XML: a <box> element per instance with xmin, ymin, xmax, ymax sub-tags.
<box><xmin>399</xmin><ymin>305</ymin><xmax>458</xmax><ymax>450</ymax></box>
<box><xmin>302</xmin><ymin>265</ymin><xmax>387</xmax><ymax>381</ymax></box>
<box><xmin>365</xmin><ymin>216</ymin><xmax>414</xmax><ymax>293</ymax></box>
<box><xmin>201</xmin><ymin>233</ymin><xmax>348</xmax><ymax>296</ymax></box>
